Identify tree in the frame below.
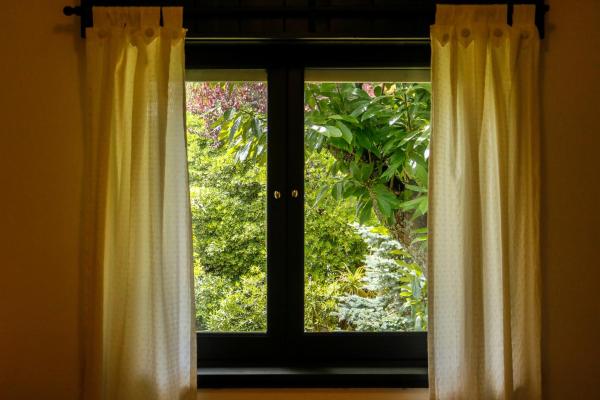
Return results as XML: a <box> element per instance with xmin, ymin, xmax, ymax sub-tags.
<box><xmin>215</xmin><ymin>82</ymin><xmax>431</xmax><ymax>275</ymax></box>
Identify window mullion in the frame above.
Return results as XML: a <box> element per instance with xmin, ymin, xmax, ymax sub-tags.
<box><xmin>284</xmin><ymin>67</ymin><xmax>306</xmax><ymax>360</ymax></box>
<box><xmin>266</xmin><ymin>68</ymin><xmax>288</xmax><ymax>345</ymax></box>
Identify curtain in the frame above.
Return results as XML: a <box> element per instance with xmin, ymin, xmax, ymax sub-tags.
<box><xmin>83</xmin><ymin>7</ymin><xmax>196</xmax><ymax>400</ymax></box>
<box><xmin>428</xmin><ymin>5</ymin><xmax>541</xmax><ymax>399</ymax></box>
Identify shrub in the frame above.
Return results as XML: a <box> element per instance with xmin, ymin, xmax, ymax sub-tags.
<box><xmin>336</xmin><ymin>224</ymin><xmax>427</xmax><ymax>331</ymax></box>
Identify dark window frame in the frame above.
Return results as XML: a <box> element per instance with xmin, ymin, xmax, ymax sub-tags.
<box><xmin>188</xmin><ymin>42</ymin><xmax>429</xmax><ymax>388</ymax></box>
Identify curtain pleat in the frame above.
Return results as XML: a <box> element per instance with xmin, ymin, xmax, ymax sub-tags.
<box><xmin>83</xmin><ymin>7</ymin><xmax>196</xmax><ymax>400</ymax></box>
<box><xmin>428</xmin><ymin>5</ymin><xmax>541</xmax><ymax>399</ymax></box>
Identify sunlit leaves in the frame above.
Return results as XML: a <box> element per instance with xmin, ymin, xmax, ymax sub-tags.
<box><xmin>189</xmin><ymin>81</ymin><xmax>268</xmax><ymax>165</ymax></box>
<box><xmin>186</xmin><ymin>80</ymin><xmax>431</xmax><ymax>332</ymax></box>
<box><xmin>335</xmin><ymin>121</ymin><xmax>353</xmax><ymax>143</ymax></box>
<box><xmin>310</xmin><ymin>124</ymin><xmax>343</xmax><ymax>138</ymax></box>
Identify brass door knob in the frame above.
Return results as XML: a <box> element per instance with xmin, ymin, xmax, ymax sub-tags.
<box><xmin>291</xmin><ymin>189</ymin><xmax>299</xmax><ymax>198</ymax></box>
<box><xmin>273</xmin><ymin>190</ymin><xmax>281</xmax><ymax>199</ymax></box>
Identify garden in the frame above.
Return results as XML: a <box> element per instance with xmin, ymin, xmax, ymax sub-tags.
<box><xmin>186</xmin><ymin>78</ymin><xmax>430</xmax><ymax>332</ymax></box>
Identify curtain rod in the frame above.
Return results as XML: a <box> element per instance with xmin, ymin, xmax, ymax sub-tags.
<box><xmin>63</xmin><ymin>1</ymin><xmax>549</xmax><ymax>39</ymax></box>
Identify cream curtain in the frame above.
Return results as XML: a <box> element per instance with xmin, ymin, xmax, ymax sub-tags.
<box><xmin>428</xmin><ymin>5</ymin><xmax>541</xmax><ymax>399</ymax></box>
<box><xmin>83</xmin><ymin>7</ymin><xmax>196</xmax><ymax>400</ymax></box>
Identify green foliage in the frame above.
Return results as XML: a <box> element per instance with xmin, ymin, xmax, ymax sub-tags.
<box><xmin>194</xmin><ymin>264</ymin><xmax>228</xmax><ymax>331</ymax></box>
<box><xmin>304</xmin><ymin>150</ymin><xmax>368</xmax><ymax>279</ymax></box>
<box><xmin>195</xmin><ymin>265</ymin><xmax>267</xmax><ymax>331</ymax></box>
<box><xmin>187</xmin><ymin>87</ymin><xmax>370</xmax><ymax>331</ymax></box>
<box><xmin>304</xmin><ymin>276</ymin><xmax>342</xmax><ymax>332</ymax></box>
<box><xmin>220</xmin><ymin>82</ymin><xmax>431</xmax><ymax>271</ymax></box>
<box><xmin>188</xmin><ymin>108</ymin><xmax>269</xmax><ymax>331</ymax></box>
<box><xmin>187</xmin><ymin>122</ymin><xmax>267</xmax><ymax>279</ymax></box>
<box><xmin>336</xmin><ymin>225</ymin><xmax>428</xmax><ymax>331</ymax></box>
<box><xmin>186</xmin><ymin>81</ymin><xmax>431</xmax><ymax>333</ymax></box>
<box><xmin>303</xmin><ymin>82</ymin><xmax>431</xmax><ymax>270</ymax></box>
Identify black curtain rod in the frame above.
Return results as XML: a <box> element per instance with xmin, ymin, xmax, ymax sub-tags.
<box><xmin>63</xmin><ymin>1</ymin><xmax>549</xmax><ymax>39</ymax></box>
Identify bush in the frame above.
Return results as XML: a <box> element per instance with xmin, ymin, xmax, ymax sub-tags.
<box><xmin>336</xmin><ymin>224</ymin><xmax>427</xmax><ymax>331</ymax></box>
<box><xmin>196</xmin><ymin>265</ymin><xmax>267</xmax><ymax>332</ymax></box>
<box><xmin>188</xmin><ymin>127</ymin><xmax>267</xmax><ymax>279</ymax></box>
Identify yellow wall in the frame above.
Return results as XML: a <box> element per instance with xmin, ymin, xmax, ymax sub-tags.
<box><xmin>539</xmin><ymin>0</ymin><xmax>600</xmax><ymax>397</ymax></box>
<box><xmin>0</xmin><ymin>1</ymin><xmax>84</xmax><ymax>398</ymax></box>
<box><xmin>0</xmin><ymin>1</ymin><xmax>598</xmax><ymax>399</ymax></box>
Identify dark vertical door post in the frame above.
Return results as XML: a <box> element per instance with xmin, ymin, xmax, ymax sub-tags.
<box><xmin>267</xmin><ymin>68</ymin><xmax>288</xmax><ymax>344</ymax></box>
<box><xmin>285</xmin><ymin>68</ymin><xmax>306</xmax><ymax>354</ymax></box>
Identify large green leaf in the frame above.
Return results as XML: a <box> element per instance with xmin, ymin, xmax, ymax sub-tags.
<box><xmin>311</xmin><ymin>125</ymin><xmax>343</xmax><ymax>138</ymax></box>
<box><xmin>229</xmin><ymin>116</ymin><xmax>242</xmax><ymax>143</ymax></box>
<box><xmin>405</xmin><ymin>184</ymin><xmax>428</xmax><ymax>193</ymax></box>
<box><xmin>373</xmin><ymin>184</ymin><xmax>400</xmax><ymax>219</ymax></box>
<box><xmin>361</xmin><ymin>105</ymin><xmax>385</xmax><ymax>122</ymax></box>
<box><xmin>381</xmin><ymin>161</ymin><xmax>402</xmax><ymax>180</ymax></box>
<box><xmin>398</xmin><ymin>195</ymin><xmax>427</xmax><ymax>213</ymax></box>
<box><xmin>235</xmin><ymin>141</ymin><xmax>252</xmax><ymax>163</ymax></box>
<box><xmin>313</xmin><ymin>184</ymin><xmax>330</xmax><ymax>207</ymax></box>
<box><xmin>331</xmin><ymin>181</ymin><xmax>344</xmax><ymax>200</ymax></box>
<box><xmin>356</xmin><ymin>200</ymin><xmax>373</xmax><ymax>224</ymax></box>
<box><xmin>335</xmin><ymin>121</ymin><xmax>353</xmax><ymax>144</ymax></box>
<box><xmin>349</xmin><ymin>100</ymin><xmax>371</xmax><ymax>117</ymax></box>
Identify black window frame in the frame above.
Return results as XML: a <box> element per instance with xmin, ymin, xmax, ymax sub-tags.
<box><xmin>187</xmin><ymin>41</ymin><xmax>430</xmax><ymax>388</ymax></box>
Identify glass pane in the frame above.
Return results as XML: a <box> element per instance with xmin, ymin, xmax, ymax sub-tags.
<box><xmin>304</xmin><ymin>76</ymin><xmax>430</xmax><ymax>332</ymax></box>
<box><xmin>186</xmin><ymin>73</ymin><xmax>268</xmax><ymax>332</ymax></box>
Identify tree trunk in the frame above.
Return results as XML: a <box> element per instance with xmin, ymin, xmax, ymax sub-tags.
<box><xmin>369</xmin><ymin>197</ymin><xmax>428</xmax><ymax>277</ymax></box>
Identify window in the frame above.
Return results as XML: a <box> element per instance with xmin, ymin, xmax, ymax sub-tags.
<box><xmin>303</xmin><ymin>71</ymin><xmax>430</xmax><ymax>334</ymax></box>
<box><xmin>64</xmin><ymin>0</ymin><xmax>548</xmax><ymax>391</ymax></box>
<box><xmin>186</xmin><ymin>67</ymin><xmax>429</xmax><ymax>387</ymax></box>
<box><xmin>186</xmin><ymin>70</ymin><xmax>269</xmax><ymax>333</ymax></box>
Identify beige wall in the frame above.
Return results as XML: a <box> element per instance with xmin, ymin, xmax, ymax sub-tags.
<box><xmin>0</xmin><ymin>0</ymin><xmax>598</xmax><ymax>399</ymax></box>
<box><xmin>0</xmin><ymin>1</ymin><xmax>84</xmax><ymax>399</ymax></box>
<box><xmin>539</xmin><ymin>0</ymin><xmax>600</xmax><ymax>397</ymax></box>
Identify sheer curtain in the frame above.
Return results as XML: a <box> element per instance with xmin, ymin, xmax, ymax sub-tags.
<box><xmin>83</xmin><ymin>7</ymin><xmax>196</xmax><ymax>400</ymax></box>
<box><xmin>428</xmin><ymin>5</ymin><xmax>541</xmax><ymax>399</ymax></box>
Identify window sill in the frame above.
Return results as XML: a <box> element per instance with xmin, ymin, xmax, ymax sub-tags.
<box><xmin>197</xmin><ymin>388</ymin><xmax>429</xmax><ymax>400</ymax></box>
<box><xmin>197</xmin><ymin>366</ymin><xmax>428</xmax><ymax>388</ymax></box>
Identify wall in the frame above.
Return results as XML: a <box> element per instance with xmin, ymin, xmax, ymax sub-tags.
<box><xmin>0</xmin><ymin>0</ymin><xmax>598</xmax><ymax>399</ymax></box>
<box><xmin>0</xmin><ymin>1</ymin><xmax>84</xmax><ymax>399</ymax></box>
<box><xmin>539</xmin><ymin>0</ymin><xmax>600</xmax><ymax>397</ymax></box>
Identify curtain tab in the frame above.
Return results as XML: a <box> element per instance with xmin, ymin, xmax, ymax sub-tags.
<box><xmin>513</xmin><ymin>5</ymin><xmax>536</xmax><ymax>25</ymax></box>
<box><xmin>513</xmin><ymin>5</ymin><xmax>538</xmax><ymax>41</ymax></box>
<box><xmin>435</xmin><ymin>5</ymin><xmax>507</xmax><ymax>25</ymax></box>
<box><xmin>92</xmin><ymin>7</ymin><xmax>160</xmax><ymax>29</ymax></box>
<box><xmin>162</xmin><ymin>7</ymin><xmax>184</xmax><ymax>29</ymax></box>
<box><xmin>140</xmin><ymin>7</ymin><xmax>160</xmax><ymax>28</ymax></box>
